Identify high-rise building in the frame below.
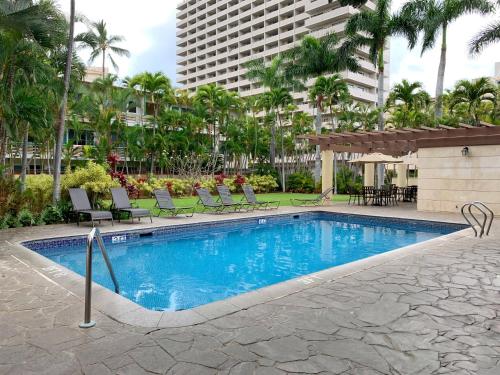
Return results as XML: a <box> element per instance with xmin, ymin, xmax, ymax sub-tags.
<box><xmin>176</xmin><ymin>0</ymin><xmax>389</xmax><ymax>114</ymax></box>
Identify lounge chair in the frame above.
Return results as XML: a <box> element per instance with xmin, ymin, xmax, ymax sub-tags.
<box><xmin>153</xmin><ymin>189</ymin><xmax>195</xmax><ymax>217</ymax></box>
<box><xmin>216</xmin><ymin>185</ymin><xmax>253</xmax><ymax>211</ymax></box>
<box><xmin>111</xmin><ymin>187</ymin><xmax>152</xmax><ymax>223</ymax></box>
<box><xmin>290</xmin><ymin>187</ymin><xmax>334</xmax><ymax>206</ymax></box>
<box><xmin>242</xmin><ymin>184</ymin><xmax>280</xmax><ymax>210</ymax></box>
<box><xmin>69</xmin><ymin>188</ymin><xmax>113</xmax><ymax>227</ymax></box>
<box><xmin>195</xmin><ymin>187</ymin><xmax>233</xmax><ymax>213</ymax></box>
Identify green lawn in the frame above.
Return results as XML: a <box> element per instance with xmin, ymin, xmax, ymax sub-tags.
<box><xmin>131</xmin><ymin>193</ymin><xmax>349</xmax><ymax>213</ymax></box>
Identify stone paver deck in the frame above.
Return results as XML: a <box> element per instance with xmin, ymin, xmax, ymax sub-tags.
<box><xmin>0</xmin><ymin>204</ymin><xmax>499</xmax><ymax>374</ymax></box>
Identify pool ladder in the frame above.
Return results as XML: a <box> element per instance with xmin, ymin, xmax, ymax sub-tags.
<box><xmin>461</xmin><ymin>201</ymin><xmax>494</xmax><ymax>238</ymax></box>
<box><xmin>79</xmin><ymin>228</ymin><xmax>119</xmax><ymax>328</ymax></box>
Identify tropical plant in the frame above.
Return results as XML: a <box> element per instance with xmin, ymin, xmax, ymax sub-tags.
<box><xmin>401</xmin><ymin>0</ymin><xmax>494</xmax><ymax>118</ymax></box>
<box><xmin>75</xmin><ymin>19</ymin><xmax>130</xmax><ymax>77</ymax></box>
<box><xmin>343</xmin><ymin>0</ymin><xmax>418</xmax><ymax>131</ymax></box>
<box><xmin>449</xmin><ymin>78</ymin><xmax>497</xmax><ymax>124</ymax></box>
<box><xmin>469</xmin><ymin>0</ymin><xmax>500</xmax><ymax>54</ymax></box>
<box><xmin>287</xmin><ymin>34</ymin><xmax>359</xmax><ymax>183</ymax></box>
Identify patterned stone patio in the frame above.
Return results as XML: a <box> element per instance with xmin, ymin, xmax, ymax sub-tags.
<box><xmin>0</xmin><ymin>205</ymin><xmax>499</xmax><ymax>374</ymax></box>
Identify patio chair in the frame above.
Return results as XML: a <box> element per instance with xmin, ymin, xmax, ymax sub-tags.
<box><xmin>290</xmin><ymin>187</ymin><xmax>334</xmax><ymax>206</ymax></box>
<box><xmin>69</xmin><ymin>188</ymin><xmax>114</xmax><ymax>227</ymax></box>
<box><xmin>195</xmin><ymin>187</ymin><xmax>229</xmax><ymax>213</ymax></box>
<box><xmin>241</xmin><ymin>184</ymin><xmax>280</xmax><ymax>210</ymax></box>
<box><xmin>347</xmin><ymin>185</ymin><xmax>362</xmax><ymax>206</ymax></box>
<box><xmin>153</xmin><ymin>189</ymin><xmax>195</xmax><ymax>217</ymax></box>
<box><xmin>111</xmin><ymin>187</ymin><xmax>152</xmax><ymax>223</ymax></box>
<box><xmin>362</xmin><ymin>186</ymin><xmax>375</xmax><ymax>205</ymax></box>
<box><xmin>216</xmin><ymin>185</ymin><xmax>253</xmax><ymax>212</ymax></box>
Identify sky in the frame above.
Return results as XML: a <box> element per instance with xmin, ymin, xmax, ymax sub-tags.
<box><xmin>59</xmin><ymin>0</ymin><xmax>499</xmax><ymax>94</ymax></box>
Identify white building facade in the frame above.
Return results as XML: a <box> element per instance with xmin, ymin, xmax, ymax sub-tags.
<box><xmin>176</xmin><ymin>0</ymin><xmax>389</xmax><ymax>113</ymax></box>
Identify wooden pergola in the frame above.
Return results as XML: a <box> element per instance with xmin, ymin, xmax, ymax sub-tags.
<box><xmin>301</xmin><ymin>122</ymin><xmax>500</xmax><ymax>155</ymax></box>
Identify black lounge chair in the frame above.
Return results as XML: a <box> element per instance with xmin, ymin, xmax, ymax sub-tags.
<box><xmin>291</xmin><ymin>187</ymin><xmax>334</xmax><ymax>206</ymax></box>
<box><xmin>195</xmin><ymin>187</ymin><xmax>233</xmax><ymax>213</ymax></box>
<box><xmin>111</xmin><ymin>187</ymin><xmax>152</xmax><ymax>223</ymax></box>
<box><xmin>242</xmin><ymin>184</ymin><xmax>279</xmax><ymax>210</ymax></box>
<box><xmin>69</xmin><ymin>188</ymin><xmax>113</xmax><ymax>227</ymax></box>
<box><xmin>216</xmin><ymin>185</ymin><xmax>253</xmax><ymax>211</ymax></box>
<box><xmin>153</xmin><ymin>189</ymin><xmax>195</xmax><ymax>217</ymax></box>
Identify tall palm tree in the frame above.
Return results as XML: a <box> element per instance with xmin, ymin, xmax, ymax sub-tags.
<box><xmin>129</xmin><ymin>71</ymin><xmax>172</xmax><ymax>173</ymax></box>
<box><xmin>310</xmin><ymin>74</ymin><xmax>349</xmax><ymax>193</ymax></box>
<box><xmin>449</xmin><ymin>77</ymin><xmax>496</xmax><ymax>124</ymax></box>
<box><xmin>245</xmin><ymin>56</ymin><xmax>301</xmax><ymax>168</ymax></box>
<box><xmin>402</xmin><ymin>0</ymin><xmax>494</xmax><ymax>118</ymax></box>
<box><xmin>344</xmin><ymin>0</ymin><xmax>418</xmax><ymax>131</ymax></box>
<box><xmin>287</xmin><ymin>34</ymin><xmax>359</xmax><ymax>183</ymax></box>
<box><xmin>265</xmin><ymin>87</ymin><xmax>293</xmax><ymax>191</ymax></box>
<box><xmin>194</xmin><ymin>83</ymin><xmax>225</xmax><ymax>156</ymax></box>
<box><xmin>76</xmin><ymin>19</ymin><xmax>130</xmax><ymax>77</ymax></box>
<box><xmin>53</xmin><ymin>0</ymin><xmax>75</xmax><ymax>203</ymax></box>
<box><xmin>469</xmin><ymin>1</ymin><xmax>500</xmax><ymax>54</ymax></box>
<box><xmin>343</xmin><ymin>0</ymin><xmax>417</xmax><ymax>187</ymax></box>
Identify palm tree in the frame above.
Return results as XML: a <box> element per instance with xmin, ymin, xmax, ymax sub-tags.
<box><xmin>402</xmin><ymin>0</ymin><xmax>494</xmax><ymax>118</ymax></box>
<box><xmin>387</xmin><ymin>80</ymin><xmax>430</xmax><ymax>111</ymax></box>
<box><xmin>265</xmin><ymin>87</ymin><xmax>293</xmax><ymax>191</ymax></box>
<box><xmin>310</xmin><ymin>74</ymin><xmax>349</xmax><ymax>194</ymax></box>
<box><xmin>244</xmin><ymin>56</ymin><xmax>300</xmax><ymax>90</ymax></box>
<box><xmin>53</xmin><ymin>0</ymin><xmax>75</xmax><ymax>203</ymax></box>
<box><xmin>469</xmin><ymin>1</ymin><xmax>500</xmax><ymax>54</ymax></box>
<box><xmin>287</xmin><ymin>34</ymin><xmax>359</xmax><ymax>183</ymax></box>
<box><xmin>0</xmin><ymin>0</ymin><xmax>66</xmax><ymax>171</ymax></box>
<box><xmin>344</xmin><ymin>0</ymin><xmax>418</xmax><ymax>131</ymax></box>
<box><xmin>343</xmin><ymin>0</ymin><xmax>417</xmax><ymax>187</ymax></box>
<box><xmin>449</xmin><ymin>78</ymin><xmax>496</xmax><ymax>124</ymax></box>
<box><xmin>194</xmin><ymin>83</ymin><xmax>225</xmax><ymax>156</ymax></box>
<box><xmin>76</xmin><ymin>19</ymin><xmax>130</xmax><ymax>77</ymax></box>
<box><xmin>128</xmin><ymin>72</ymin><xmax>172</xmax><ymax>173</ymax></box>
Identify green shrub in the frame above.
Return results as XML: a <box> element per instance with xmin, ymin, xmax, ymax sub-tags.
<box><xmin>3</xmin><ymin>213</ymin><xmax>20</xmax><ymax>228</ymax></box>
<box><xmin>0</xmin><ymin>174</ymin><xmax>23</xmax><ymax>217</ymax></box>
<box><xmin>335</xmin><ymin>166</ymin><xmax>362</xmax><ymax>194</ymax></box>
<box><xmin>18</xmin><ymin>209</ymin><xmax>35</xmax><ymax>227</ymax></box>
<box><xmin>287</xmin><ymin>171</ymin><xmax>315</xmax><ymax>193</ymax></box>
<box><xmin>246</xmin><ymin>174</ymin><xmax>279</xmax><ymax>193</ymax></box>
<box><xmin>62</xmin><ymin>161</ymin><xmax>119</xmax><ymax>204</ymax></box>
<box><xmin>40</xmin><ymin>205</ymin><xmax>63</xmax><ymax>225</ymax></box>
<box><xmin>25</xmin><ymin>174</ymin><xmax>53</xmax><ymax>213</ymax></box>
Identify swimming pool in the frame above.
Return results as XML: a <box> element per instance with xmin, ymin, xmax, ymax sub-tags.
<box><xmin>24</xmin><ymin>212</ymin><xmax>465</xmax><ymax>311</ymax></box>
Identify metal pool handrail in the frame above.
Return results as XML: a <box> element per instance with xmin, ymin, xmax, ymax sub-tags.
<box><xmin>79</xmin><ymin>228</ymin><xmax>119</xmax><ymax>328</ymax></box>
<box><xmin>461</xmin><ymin>201</ymin><xmax>494</xmax><ymax>238</ymax></box>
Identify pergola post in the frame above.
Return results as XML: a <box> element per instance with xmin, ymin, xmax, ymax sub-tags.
<box><xmin>321</xmin><ymin>150</ymin><xmax>334</xmax><ymax>197</ymax></box>
<box><xmin>364</xmin><ymin>163</ymin><xmax>375</xmax><ymax>186</ymax></box>
<box><xmin>396</xmin><ymin>163</ymin><xmax>407</xmax><ymax>187</ymax></box>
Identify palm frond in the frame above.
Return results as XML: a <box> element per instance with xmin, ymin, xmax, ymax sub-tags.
<box><xmin>469</xmin><ymin>20</ymin><xmax>500</xmax><ymax>54</ymax></box>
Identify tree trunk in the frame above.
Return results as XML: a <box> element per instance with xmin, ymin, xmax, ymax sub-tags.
<box><xmin>435</xmin><ymin>24</ymin><xmax>447</xmax><ymax>119</ymax></box>
<box><xmin>20</xmin><ymin>125</ymin><xmax>29</xmax><ymax>192</ymax></box>
<box><xmin>52</xmin><ymin>0</ymin><xmax>75</xmax><ymax>203</ymax></box>
<box><xmin>376</xmin><ymin>48</ymin><xmax>385</xmax><ymax>188</ymax></box>
<box><xmin>102</xmin><ymin>48</ymin><xmax>106</xmax><ymax>78</ymax></box>
<box><xmin>314</xmin><ymin>102</ymin><xmax>322</xmax><ymax>184</ymax></box>
<box><xmin>270</xmin><ymin>116</ymin><xmax>276</xmax><ymax>168</ymax></box>
<box><xmin>277</xmin><ymin>113</ymin><xmax>285</xmax><ymax>192</ymax></box>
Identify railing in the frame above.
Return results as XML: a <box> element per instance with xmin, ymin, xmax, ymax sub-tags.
<box><xmin>79</xmin><ymin>228</ymin><xmax>119</xmax><ymax>328</ymax></box>
<box><xmin>461</xmin><ymin>201</ymin><xmax>494</xmax><ymax>238</ymax></box>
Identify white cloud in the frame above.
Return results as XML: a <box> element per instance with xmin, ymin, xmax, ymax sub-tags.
<box><xmin>390</xmin><ymin>0</ymin><xmax>499</xmax><ymax>94</ymax></box>
<box><xmin>56</xmin><ymin>0</ymin><xmax>182</xmax><ymax>76</ymax></box>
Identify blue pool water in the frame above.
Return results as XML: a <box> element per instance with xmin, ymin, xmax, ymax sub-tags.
<box><xmin>26</xmin><ymin>213</ymin><xmax>464</xmax><ymax>311</ymax></box>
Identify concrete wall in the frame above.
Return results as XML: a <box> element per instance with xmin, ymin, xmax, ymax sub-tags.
<box><xmin>418</xmin><ymin>145</ymin><xmax>500</xmax><ymax>215</ymax></box>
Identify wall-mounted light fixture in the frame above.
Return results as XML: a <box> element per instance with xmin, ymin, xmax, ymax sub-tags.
<box><xmin>461</xmin><ymin>146</ymin><xmax>470</xmax><ymax>157</ymax></box>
